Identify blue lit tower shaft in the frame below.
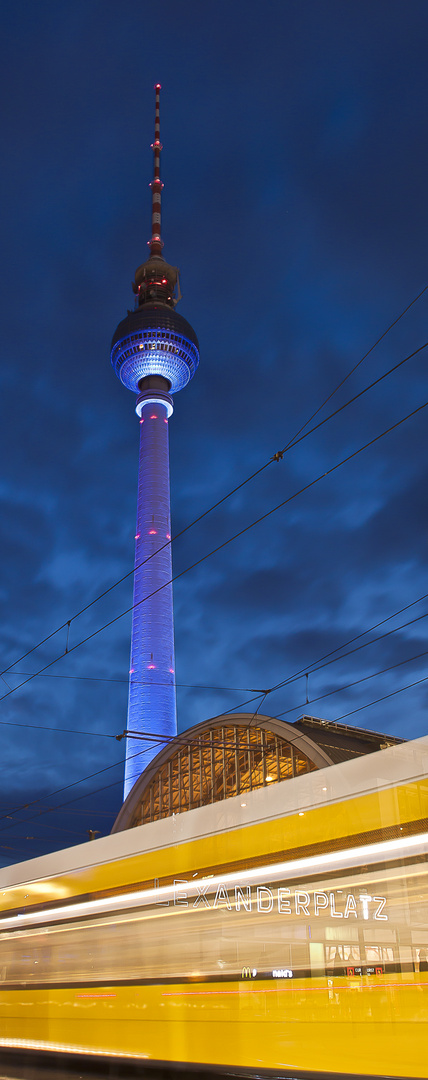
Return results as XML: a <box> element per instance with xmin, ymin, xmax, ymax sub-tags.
<box><xmin>125</xmin><ymin>395</ymin><xmax>175</xmax><ymax>796</ymax></box>
<box><xmin>111</xmin><ymin>85</ymin><xmax>199</xmax><ymax>802</ymax></box>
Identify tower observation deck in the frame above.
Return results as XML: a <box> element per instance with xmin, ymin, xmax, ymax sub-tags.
<box><xmin>111</xmin><ymin>85</ymin><xmax>199</xmax><ymax>801</ymax></box>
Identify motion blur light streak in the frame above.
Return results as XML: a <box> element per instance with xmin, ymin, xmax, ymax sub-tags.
<box><xmin>0</xmin><ymin>745</ymin><xmax>427</xmax><ymax>1074</ymax></box>
<box><xmin>1</xmin><ymin>829</ymin><xmax>427</xmax><ymax>931</ymax></box>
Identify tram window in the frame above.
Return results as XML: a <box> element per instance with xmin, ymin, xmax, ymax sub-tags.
<box><xmin>325</xmin><ymin>926</ymin><xmax>359</xmax><ymax>942</ymax></box>
<box><xmin>411</xmin><ymin>932</ymin><xmax>428</xmax><ymax>945</ymax></box>
<box><xmin>365</xmin><ymin>945</ymin><xmax>394</xmax><ymax>964</ymax></box>
<box><xmin>326</xmin><ymin>945</ymin><xmax>361</xmax><ymax>968</ymax></box>
<box><xmin>287</xmin><ymin>943</ymin><xmax>310</xmax><ymax>972</ymax></box>
<box><xmin>363</xmin><ymin>927</ymin><xmax>395</xmax><ymax>943</ymax></box>
<box><xmin>418</xmin><ymin>949</ymin><xmax>428</xmax><ymax>971</ymax></box>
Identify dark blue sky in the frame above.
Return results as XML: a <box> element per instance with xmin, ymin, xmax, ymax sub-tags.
<box><xmin>1</xmin><ymin>1</ymin><xmax>427</xmax><ymax>865</ymax></box>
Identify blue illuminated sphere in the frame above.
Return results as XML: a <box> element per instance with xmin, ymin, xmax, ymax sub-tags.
<box><xmin>111</xmin><ymin>304</ymin><xmax>199</xmax><ymax>394</ymax></box>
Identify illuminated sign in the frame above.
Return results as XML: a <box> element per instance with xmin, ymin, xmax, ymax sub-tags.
<box><xmin>159</xmin><ymin>880</ymin><xmax>388</xmax><ymax>921</ymax></box>
<box><xmin>272</xmin><ymin>968</ymin><xmax>293</xmax><ymax>978</ymax></box>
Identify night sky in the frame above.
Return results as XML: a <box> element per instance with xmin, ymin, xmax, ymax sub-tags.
<box><xmin>1</xmin><ymin>1</ymin><xmax>427</xmax><ymax>866</ymax></box>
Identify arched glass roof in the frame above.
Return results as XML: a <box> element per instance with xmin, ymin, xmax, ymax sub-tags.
<box><xmin>112</xmin><ymin>713</ymin><xmax>335</xmax><ymax>833</ymax></box>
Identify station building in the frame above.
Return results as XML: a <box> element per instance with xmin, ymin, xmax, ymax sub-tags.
<box><xmin>112</xmin><ymin>712</ymin><xmax>402</xmax><ymax>832</ymax></box>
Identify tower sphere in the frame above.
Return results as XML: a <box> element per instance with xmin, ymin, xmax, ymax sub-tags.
<box><xmin>111</xmin><ymin>86</ymin><xmax>199</xmax><ymax>399</ymax></box>
<box><xmin>111</xmin><ymin>301</ymin><xmax>199</xmax><ymax>395</ymax></box>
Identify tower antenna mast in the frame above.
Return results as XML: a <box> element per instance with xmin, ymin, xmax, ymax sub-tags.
<box><xmin>149</xmin><ymin>83</ymin><xmax>164</xmax><ymax>257</ymax></box>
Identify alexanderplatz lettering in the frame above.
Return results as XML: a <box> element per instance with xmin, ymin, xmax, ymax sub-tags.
<box><xmin>156</xmin><ymin>879</ymin><xmax>387</xmax><ymax>921</ymax></box>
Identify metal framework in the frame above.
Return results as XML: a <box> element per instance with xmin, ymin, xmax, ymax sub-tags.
<box><xmin>127</xmin><ymin>722</ymin><xmax>317</xmax><ymax>828</ymax></box>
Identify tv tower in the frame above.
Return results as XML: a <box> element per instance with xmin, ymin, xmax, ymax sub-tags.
<box><xmin>111</xmin><ymin>86</ymin><xmax>199</xmax><ymax>801</ymax></box>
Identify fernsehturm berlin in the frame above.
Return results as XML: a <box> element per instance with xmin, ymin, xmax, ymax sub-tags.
<box><xmin>111</xmin><ymin>86</ymin><xmax>199</xmax><ymax>800</ymax></box>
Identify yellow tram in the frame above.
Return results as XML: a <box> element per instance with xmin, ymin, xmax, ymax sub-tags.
<box><xmin>0</xmin><ymin>734</ymin><xmax>427</xmax><ymax>1078</ymax></box>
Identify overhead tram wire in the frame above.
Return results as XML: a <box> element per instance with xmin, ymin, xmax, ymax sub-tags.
<box><xmin>0</xmin><ymin>688</ymin><xmax>267</xmax><ymax>738</ymax></box>
<box><xmin>3</xmin><ymin>616</ymin><xmax>428</xmax><ymax>838</ymax></box>
<box><xmin>0</xmin><ymin>729</ymin><xmax>200</xmax><ymax>837</ymax></box>
<box><xmin>229</xmin><ymin>608</ymin><xmax>428</xmax><ymax>722</ymax></box>
<box><xmin>0</xmin><ymin>706</ymin><xmax>320</xmax><ymax>835</ymax></box>
<box><xmin>4</xmin><ymin>591</ymin><xmax>428</xmax><ymax>699</ymax></box>
<box><xmin>0</xmin><ymin>397</ymin><xmax>427</xmax><ymax>712</ymax></box>
<box><xmin>332</xmin><ymin>673</ymin><xmax>428</xmax><ymax>723</ymax></box>
<box><xmin>0</xmin><ymin>604</ymin><xmax>425</xmax><ymax>742</ymax></box>
<box><xmin>4</xmin><ymin>618</ymin><xmax>424</xmax><ymax>771</ymax></box>
<box><xmin>2</xmin><ymin>318</ymin><xmax>427</xmax><ymax>827</ymax></box>
<box><xmin>206</xmin><ymin>630</ymin><xmax>428</xmax><ymax>730</ymax></box>
<box><xmin>0</xmin><ymin>671</ymin><xmax>265</xmax><ymax>693</ymax></box>
<box><xmin>273</xmin><ymin>645</ymin><xmax>428</xmax><ymax>720</ymax></box>
<box><xmin>273</xmin><ymin>338</ymin><xmax>428</xmax><ymax>459</ymax></box>
<box><xmin>2</xmin><ymin>302</ymin><xmax>427</xmax><ymax>684</ymax></box>
<box><xmin>0</xmin><ymin>744</ymin><xmax>148</xmax><ymax>828</ymax></box>
<box><xmin>279</xmin><ymin>282</ymin><xmax>428</xmax><ymax>452</ymax></box>
<box><xmin>0</xmin><ymin>718</ymin><xmax>119</xmax><ymax>738</ymax></box>
<box><xmin>3</xmin><ymin>587</ymin><xmax>426</xmax><ymax>699</ymax></box>
<box><xmin>4</xmin><ymin>637</ymin><xmax>428</xmax><ymax>827</ymax></box>
<box><xmin>121</xmin><ymin>599</ymin><xmax>428</xmax><ymax>733</ymax></box>
<box><xmin>265</xmin><ymin>605</ymin><xmax>428</xmax><ymax>697</ymax></box>
<box><xmin>28</xmin><ymin>804</ymin><xmax>116</xmax><ymax>820</ymax></box>
<box><xmin>5</xmin><ymin>665</ymin><xmax>427</xmax><ymax>841</ymax></box>
<box><xmin>0</xmin><ymin>773</ymin><xmax>129</xmax><ymax>842</ymax></box>
<box><xmin>2</xmin><ymin>658</ymin><xmax>428</xmax><ymax>838</ymax></box>
<box><xmin>107</xmin><ymin>635</ymin><xmax>428</xmax><ymax>743</ymax></box>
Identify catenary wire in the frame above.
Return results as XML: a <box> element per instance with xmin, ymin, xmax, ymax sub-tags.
<box><xmin>2</xmin><ymin>310</ymin><xmax>427</xmax><ymax>681</ymax></box>
<box><xmin>1</xmin><ymin>658</ymin><xmax>426</xmax><ymax>841</ymax></box>
<box><xmin>2</xmin><ymin>640</ymin><xmax>427</xmax><ymax>836</ymax></box>
<box><xmin>0</xmin><ymin>716</ymin><xmax>314</xmax><ymax>836</ymax></box>
<box><xmin>0</xmin><ymin>603</ymin><xmax>426</xmax><ymax>744</ymax></box>
<box><xmin>332</xmin><ymin>674</ymin><xmax>428</xmax><ymax>724</ymax></box>
<box><xmin>280</xmin><ymin>282</ymin><xmax>428</xmax><ymax>450</ymax></box>
<box><xmin>0</xmin><ymin>745</ymin><xmax>147</xmax><ymax>827</ymax></box>
<box><xmin>1</xmin><ymin>672</ymin><xmax>265</xmax><ymax>692</ymax></box>
<box><xmin>276</xmin><ymin>339</ymin><xmax>428</xmax><ymax>456</ymax></box>
<box><xmin>0</xmin><ymin>695</ymin><xmax>333</xmax><ymax>832</ymax></box>
<box><xmin>1</xmin><ymin>304</ymin><xmax>425</xmax><ymax>833</ymax></box>
<box><xmin>2</xmin><ymin>662</ymin><xmax>423</xmax><ymax>845</ymax></box>
<box><xmin>114</xmin><ymin>637</ymin><xmax>428</xmax><ymax>744</ymax></box>
<box><xmin>0</xmin><ymin>397</ymin><xmax>426</xmax><ymax>713</ymax></box>
<box><xmin>3</xmin><ymin>588</ymin><xmax>426</xmax><ymax>699</ymax></box>
<box><xmin>273</xmin><ymin>646</ymin><xmax>428</xmax><ymax>719</ymax></box>
<box><xmin>267</xmin><ymin>609</ymin><xmax>428</xmax><ymax>695</ymax></box>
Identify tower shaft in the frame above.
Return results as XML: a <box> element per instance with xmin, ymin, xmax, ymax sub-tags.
<box><xmin>124</xmin><ymin>395</ymin><xmax>176</xmax><ymax>799</ymax></box>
